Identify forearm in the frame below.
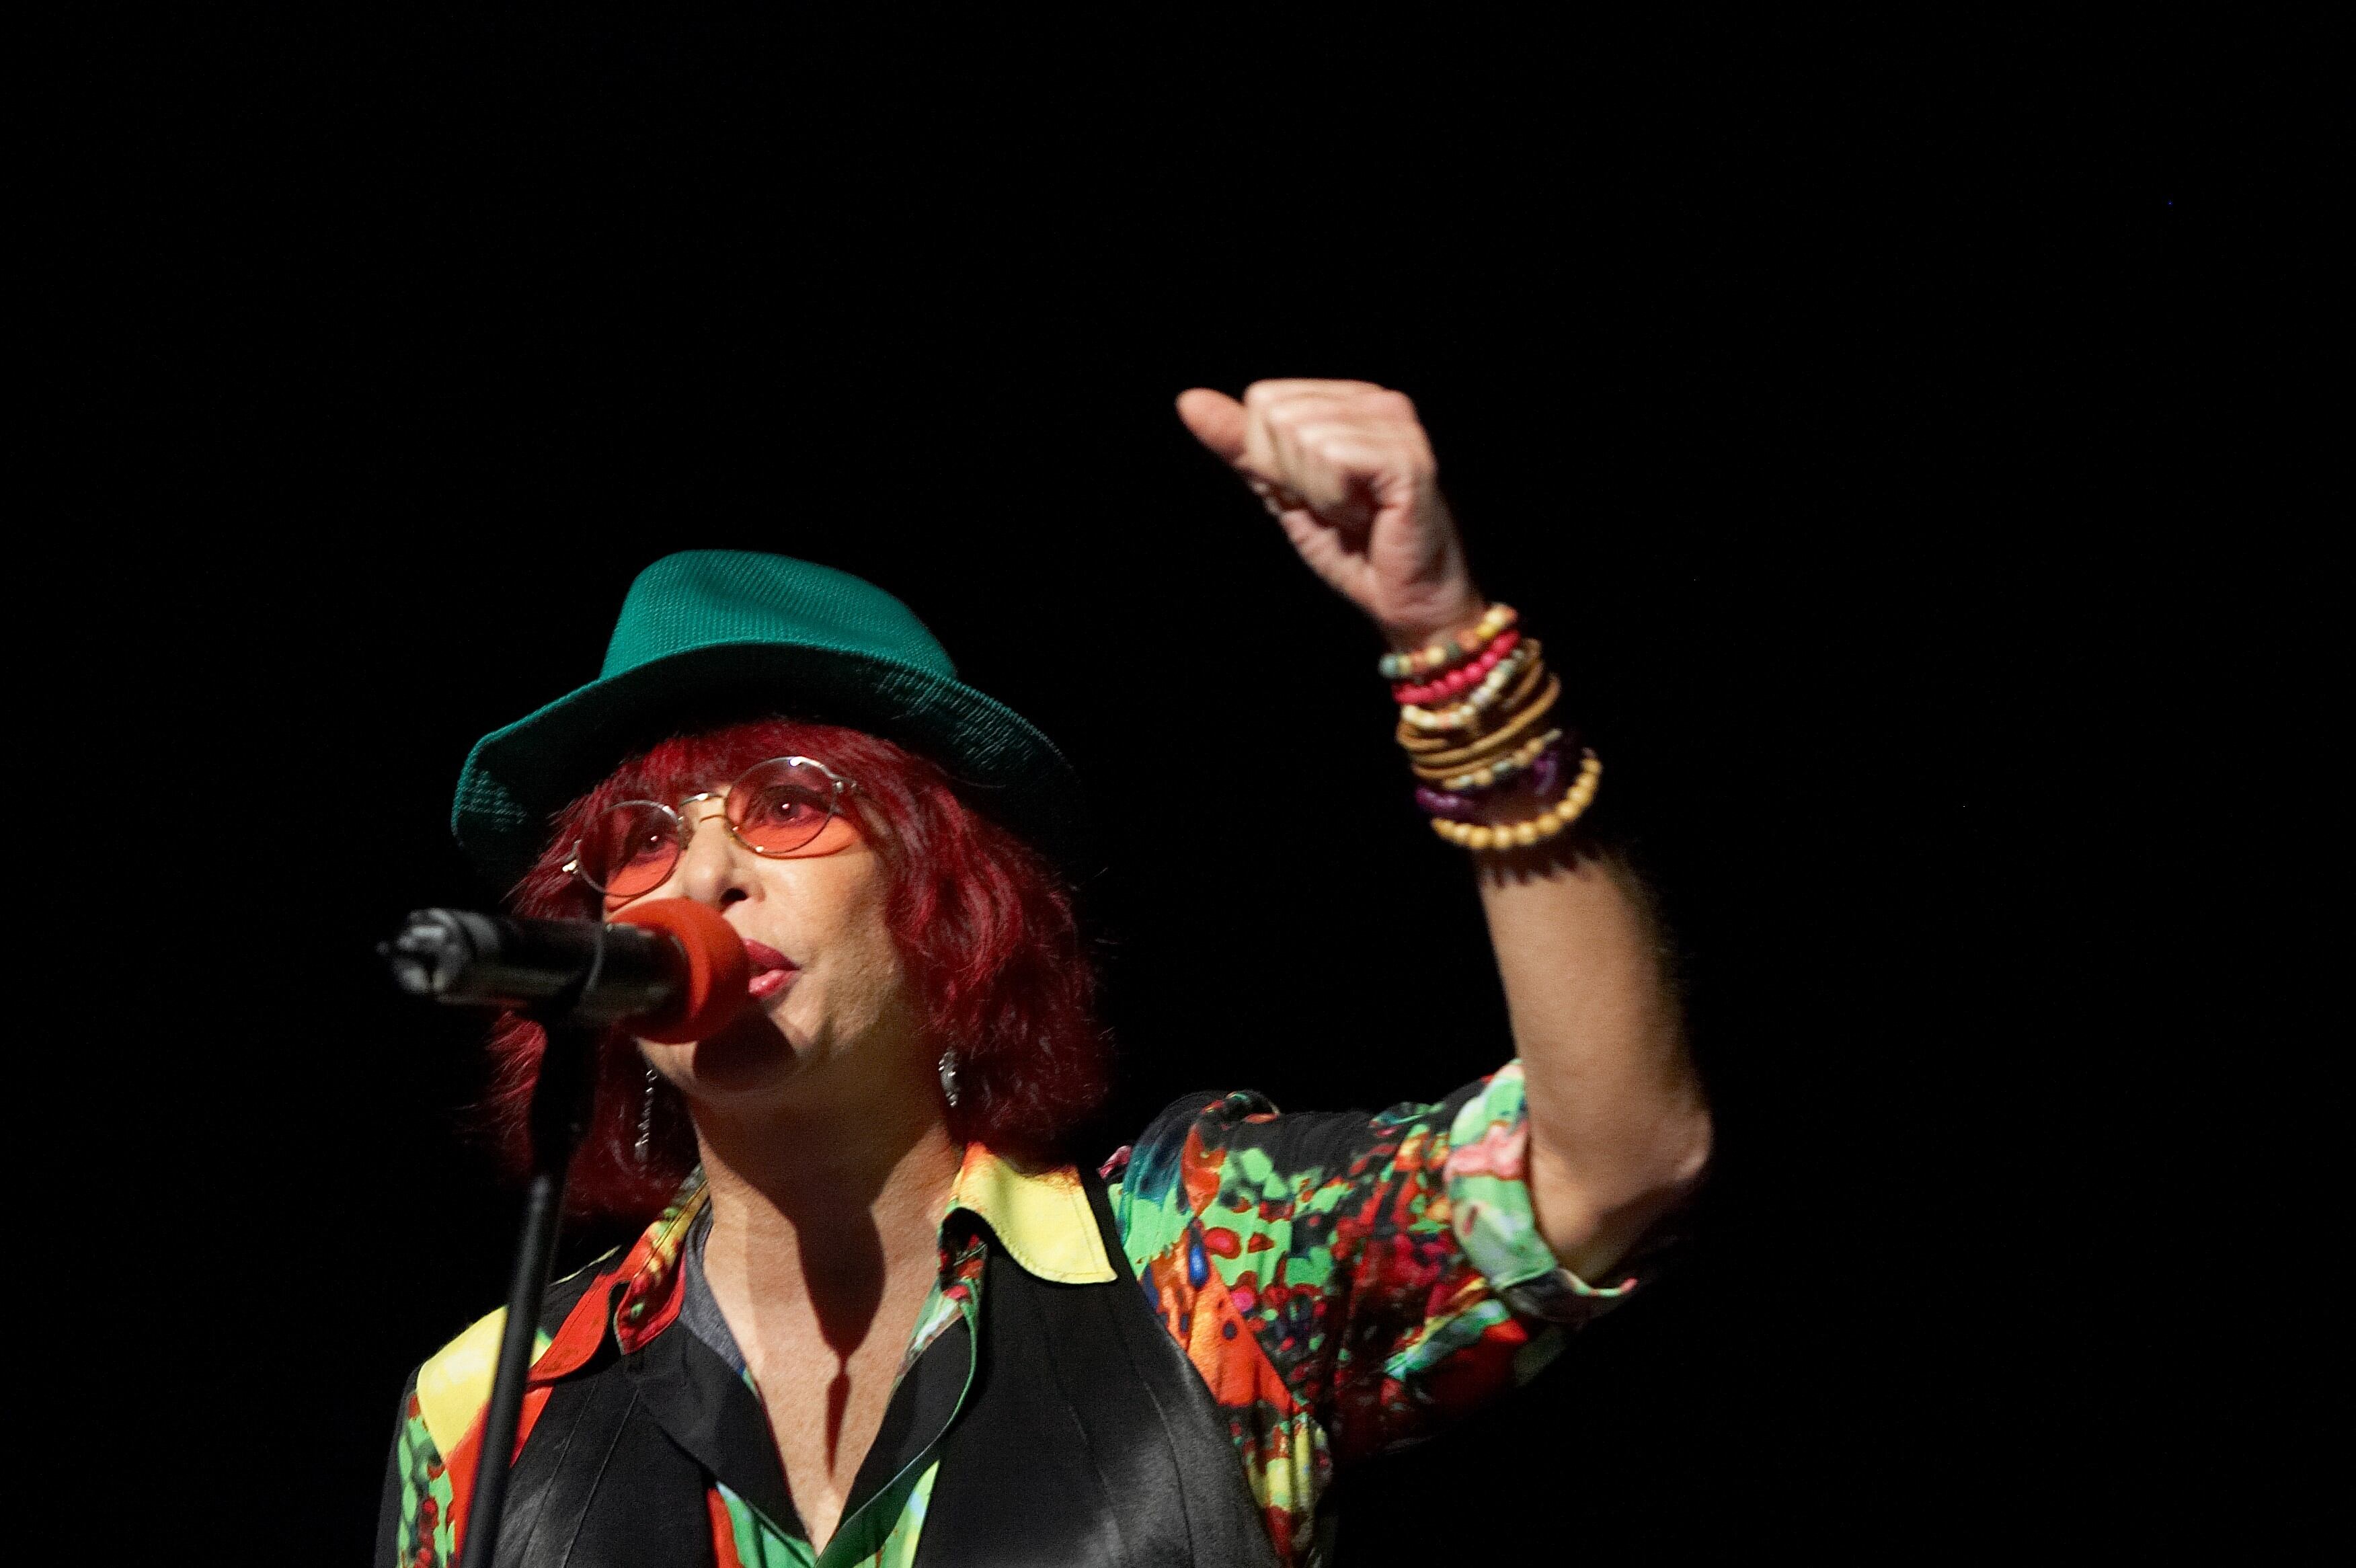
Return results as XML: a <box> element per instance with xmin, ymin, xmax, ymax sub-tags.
<box><xmin>1477</xmin><ymin>843</ymin><xmax>1710</xmax><ymax>1281</ymax></box>
<box><xmin>1375</xmin><ymin>580</ymin><xmax>1707</xmax><ymax>1276</ymax></box>
<box><xmin>1380</xmin><ymin>582</ymin><xmax>1707</xmax><ymax>1276</ymax></box>
<box><xmin>1166</xmin><ymin>378</ymin><xmax>1711</xmax><ymax>1276</ymax></box>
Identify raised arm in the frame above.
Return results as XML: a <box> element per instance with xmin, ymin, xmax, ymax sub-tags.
<box><xmin>1176</xmin><ymin>380</ymin><xmax>1711</xmax><ymax>1282</ymax></box>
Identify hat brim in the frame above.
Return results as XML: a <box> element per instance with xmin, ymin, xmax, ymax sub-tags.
<box><xmin>453</xmin><ymin>641</ymin><xmax>1093</xmax><ymax>895</ymax></box>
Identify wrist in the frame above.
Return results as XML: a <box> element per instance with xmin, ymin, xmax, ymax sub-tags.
<box><xmin>1380</xmin><ymin>600</ymin><xmax>1603</xmax><ymax>854</ymax></box>
<box><xmin>1378</xmin><ymin>584</ymin><xmax>1488</xmax><ymax>652</ymax></box>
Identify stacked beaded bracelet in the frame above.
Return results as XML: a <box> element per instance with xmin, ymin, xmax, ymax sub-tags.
<box><xmin>1422</xmin><ymin>728</ymin><xmax>1565</xmax><ymax>791</ymax></box>
<box><xmin>1382</xmin><ymin>598</ymin><xmax>1600</xmax><ymax>853</ymax></box>
<box><xmin>1429</xmin><ymin>750</ymin><xmax>1603</xmax><ymax>850</ymax></box>
<box><xmin>1390</xmin><ymin>629</ymin><xmax>1524</xmax><ymax>705</ymax></box>
<box><xmin>1378</xmin><ymin>603</ymin><xmax>1518</xmax><ymax>680</ymax></box>
<box><xmin>1416</xmin><ymin>739</ymin><xmax>1569</xmax><ymax>817</ymax></box>
<box><xmin>1398</xmin><ymin>672</ymin><xmax>1562</xmax><ymax>764</ymax></box>
<box><xmin>1400</xmin><ymin>638</ymin><xmax>1544</xmax><ymax>733</ymax></box>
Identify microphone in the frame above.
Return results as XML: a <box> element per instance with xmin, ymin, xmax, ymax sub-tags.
<box><xmin>381</xmin><ymin>898</ymin><xmax>754</xmax><ymax>1043</ymax></box>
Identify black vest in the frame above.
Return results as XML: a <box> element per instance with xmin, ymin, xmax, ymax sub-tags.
<box><xmin>481</xmin><ymin>1173</ymin><xmax>1283</xmax><ymax>1567</ymax></box>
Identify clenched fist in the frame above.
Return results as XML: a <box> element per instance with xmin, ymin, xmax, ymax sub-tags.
<box><xmin>1177</xmin><ymin>379</ymin><xmax>1485</xmax><ymax>648</ymax></box>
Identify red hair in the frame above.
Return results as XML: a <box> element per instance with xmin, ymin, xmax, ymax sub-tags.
<box><xmin>483</xmin><ymin>717</ymin><xmax>1107</xmax><ymax>1220</ymax></box>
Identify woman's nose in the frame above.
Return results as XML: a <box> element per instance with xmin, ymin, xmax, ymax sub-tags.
<box><xmin>671</xmin><ymin>803</ymin><xmax>755</xmax><ymax>907</ymax></box>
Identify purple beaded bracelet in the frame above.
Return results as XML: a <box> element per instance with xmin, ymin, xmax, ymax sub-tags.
<box><xmin>1414</xmin><ymin>783</ymin><xmax>1488</xmax><ymax>821</ymax></box>
<box><xmin>1413</xmin><ymin>741</ymin><xmax>1570</xmax><ymax>821</ymax></box>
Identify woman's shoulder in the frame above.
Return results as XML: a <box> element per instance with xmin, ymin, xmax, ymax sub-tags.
<box><xmin>403</xmin><ymin>1251</ymin><xmax>623</xmax><ymax>1455</ymax></box>
<box><xmin>1103</xmin><ymin>1076</ymin><xmax>1509</xmax><ymax>1244</ymax></box>
<box><xmin>1109</xmin><ymin>1076</ymin><xmax>1504</xmax><ymax>1196</ymax></box>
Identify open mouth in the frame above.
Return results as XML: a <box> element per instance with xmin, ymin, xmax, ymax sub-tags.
<box><xmin>742</xmin><ymin>938</ymin><xmax>798</xmax><ymax>1001</ymax></box>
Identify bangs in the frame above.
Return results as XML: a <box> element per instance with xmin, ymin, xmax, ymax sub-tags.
<box><xmin>604</xmin><ymin>719</ymin><xmax>853</xmax><ymax>811</ymax></box>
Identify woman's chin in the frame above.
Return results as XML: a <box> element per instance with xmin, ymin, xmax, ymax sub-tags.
<box><xmin>678</xmin><ymin>1007</ymin><xmax>806</xmax><ymax>1097</ymax></box>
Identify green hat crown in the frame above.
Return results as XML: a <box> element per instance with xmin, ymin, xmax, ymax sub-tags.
<box><xmin>454</xmin><ymin>551</ymin><xmax>1087</xmax><ymax>892</ymax></box>
<box><xmin>598</xmin><ymin>551</ymin><xmax>955</xmax><ymax>682</ymax></box>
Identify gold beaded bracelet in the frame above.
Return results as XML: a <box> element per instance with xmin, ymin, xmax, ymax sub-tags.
<box><xmin>1428</xmin><ymin>750</ymin><xmax>1602</xmax><ymax>851</ymax></box>
<box><xmin>1395</xmin><ymin>662</ymin><xmax>1550</xmax><ymax>754</ymax></box>
<box><xmin>1397</xmin><ymin>672</ymin><xmax>1561</xmax><ymax>763</ymax></box>
<box><xmin>1417</xmin><ymin>727</ymin><xmax>1567</xmax><ymax>789</ymax></box>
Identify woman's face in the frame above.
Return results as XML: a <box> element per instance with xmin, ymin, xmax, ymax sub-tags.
<box><xmin>604</xmin><ymin>789</ymin><xmax>926</xmax><ymax>1115</ymax></box>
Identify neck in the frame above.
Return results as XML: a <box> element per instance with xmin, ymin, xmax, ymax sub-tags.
<box><xmin>690</xmin><ymin>1071</ymin><xmax>963</xmax><ymax>1315</ymax></box>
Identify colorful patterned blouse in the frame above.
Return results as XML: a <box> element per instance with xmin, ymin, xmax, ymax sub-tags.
<box><xmin>382</xmin><ymin>1062</ymin><xmax>1641</xmax><ymax>1567</ymax></box>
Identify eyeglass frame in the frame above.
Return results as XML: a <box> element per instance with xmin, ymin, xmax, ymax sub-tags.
<box><xmin>562</xmin><ymin>754</ymin><xmax>859</xmax><ymax>895</ymax></box>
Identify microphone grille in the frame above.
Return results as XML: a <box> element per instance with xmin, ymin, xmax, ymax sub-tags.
<box><xmin>609</xmin><ymin>900</ymin><xmax>753</xmax><ymax>1044</ymax></box>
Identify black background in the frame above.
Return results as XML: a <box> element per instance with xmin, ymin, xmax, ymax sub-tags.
<box><xmin>57</xmin><ymin>13</ymin><xmax>2323</xmax><ymax>1560</ymax></box>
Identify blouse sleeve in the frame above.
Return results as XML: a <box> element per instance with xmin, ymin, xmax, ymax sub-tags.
<box><xmin>1105</xmin><ymin>1062</ymin><xmax>1649</xmax><ymax>1468</ymax></box>
<box><xmin>377</xmin><ymin>1367</ymin><xmax>457</xmax><ymax>1567</ymax></box>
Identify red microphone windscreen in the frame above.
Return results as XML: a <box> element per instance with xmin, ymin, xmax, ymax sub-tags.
<box><xmin>609</xmin><ymin>899</ymin><xmax>754</xmax><ymax>1044</ymax></box>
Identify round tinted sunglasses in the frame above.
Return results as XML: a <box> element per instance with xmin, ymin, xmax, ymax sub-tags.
<box><xmin>564</xmin><ymin>755</ymin><xmax>857</xmax><ymax>899</ymax></box>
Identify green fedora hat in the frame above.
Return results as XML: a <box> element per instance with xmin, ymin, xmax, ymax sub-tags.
<box><xmin>453</xmin><ymin>551</ymin><xmax>1090</xmax><ymax>892</ymax></box>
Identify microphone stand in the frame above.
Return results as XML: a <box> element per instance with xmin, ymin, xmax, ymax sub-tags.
<box><xmin>461</xmin><ymin>1013</ymin><xmax>600</xmax><ymax>1568</ymax></box>
<box><xmin>383</xmin><ymin>904</ymin><xmax>726</xmax><ymax>1565</ymax></box>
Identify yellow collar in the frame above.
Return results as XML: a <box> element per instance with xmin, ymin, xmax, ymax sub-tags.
<box><xmin>414</xmin><ymin>1146</ymin><xmax>1114</xmax><ymax>1459</ymax></box>
<box><xmin>947</xmin><ymin>1144</ymin><xmax>1115</xmax><ymax>1284</ymax></box>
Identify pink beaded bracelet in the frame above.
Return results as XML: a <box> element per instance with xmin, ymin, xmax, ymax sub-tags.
<box><xmin>1400</xmin><ymin>638</ymin><xmax>1541</xmax><ymax>733</ymax></box>
<box><xmin>1391</xmin><ymin>629</ymin><xmax>1523</xmax><ymax>706</ymax></box>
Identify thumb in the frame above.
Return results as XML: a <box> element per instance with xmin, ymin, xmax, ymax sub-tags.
<box><xmin>1175</xmin><ymin>387</ymin><xmax>1250</xmax><ymax>467</ymax></box>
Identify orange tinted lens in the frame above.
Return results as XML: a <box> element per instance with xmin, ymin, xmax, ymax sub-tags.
<box><xmin>583</xmin><ymin>803</ymin><xmax>679</xmax><ymax>896</ymax></box>
<box><xmin>728</xmin><ymin>759</ymin><xmax>835</xmax><ymax>853</ymax></box>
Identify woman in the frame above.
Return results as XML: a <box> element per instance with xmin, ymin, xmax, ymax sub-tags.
<box><xmin>381</xmin><ymin>380</ymin><xmax>1712</xmax><ymax>1567</ymax></box>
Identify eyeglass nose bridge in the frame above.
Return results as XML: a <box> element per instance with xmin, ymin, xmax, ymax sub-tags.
<box><xmin>645</xmin><ymin>794</ymin><xmax>833</xmax><ymax>884</ymax></box>
<box><xmin>672</xmin><ymin>795</ymin><xmax>746</xmax><ymax>865</ymax></box>
<box><xmin>570</xmin><ymin>757</ymin><xmax>853</xmax><ymax>895</ymax></box>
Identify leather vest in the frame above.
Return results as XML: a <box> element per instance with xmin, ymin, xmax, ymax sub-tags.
<box><xmin>487</xmin><ymin>1172</ymin><xmax>1282</xmax><ymax>1568</ymax></box>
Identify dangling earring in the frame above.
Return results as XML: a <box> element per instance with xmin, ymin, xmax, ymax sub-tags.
<box><xmin>938</xmin><ymin>1048</ymin><xmax>962</xmax><ymax>1109</ymax></box>
<box><xmin>635</xmin><ymin>1064</ymin><xmax>660</xmax><ymax>1165</ymax></box>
